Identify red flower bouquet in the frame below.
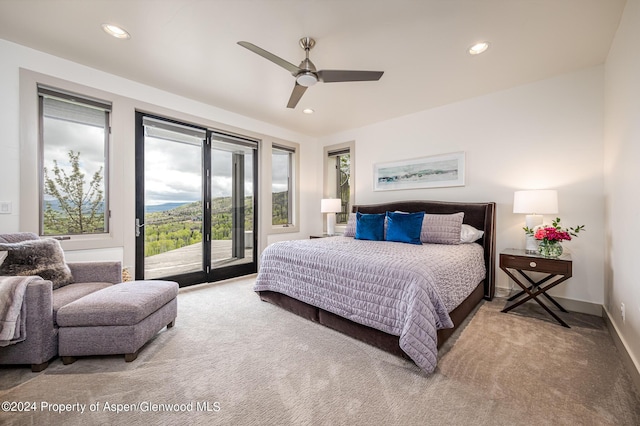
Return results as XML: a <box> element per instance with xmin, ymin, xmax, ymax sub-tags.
<box><xmin>533</xmin><ymin>227</ymin><xmax>573</xmax><ymax>242</ymax></box>
<box><xmin>524</xmin><ymin>218</ymin><xmax>585</xmax><ymax>258</ymax></box>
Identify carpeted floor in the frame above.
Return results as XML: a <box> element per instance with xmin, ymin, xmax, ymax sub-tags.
<box><xmin>1</xmin><ymin>276</ymin><xmax>638</xmax><ymax>425</ymax></box>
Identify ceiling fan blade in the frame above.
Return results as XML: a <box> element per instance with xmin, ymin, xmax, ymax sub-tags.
<box><xmin>317</xmin><ymin>70</ymin><xmax>384</xmax><ymax>83</ymax></box>
<box><xmin>237</xmin><ymin>41</ymin><xmax>300</xmax><ymax>74</ymax></box>
<box><xmin>286</xmin><ymin>83</ymin><xmax>308</xmax><ymax>109</ymax></box>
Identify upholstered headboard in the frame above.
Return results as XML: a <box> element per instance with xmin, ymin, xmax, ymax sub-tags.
<box><xmin>352</xmin><ymin>200</ymin><xmax>496</xmax><ymax>300</ymax></box>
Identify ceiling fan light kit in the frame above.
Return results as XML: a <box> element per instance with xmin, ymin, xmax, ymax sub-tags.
<box><xmin>296</xmin><ymin>72</ymin><xmax>318</xmax><ymax>87</ymax></box>
<box><xmin>238</xmin><ymin>37</ymin><xmax>384</xmax><ymax>108</ymax></box>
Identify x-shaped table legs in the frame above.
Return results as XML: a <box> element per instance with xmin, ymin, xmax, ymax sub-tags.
<box><xmin>501</xmin><ymin>268</ymin><xmax>572</xmax><ymax>328</ymax></box>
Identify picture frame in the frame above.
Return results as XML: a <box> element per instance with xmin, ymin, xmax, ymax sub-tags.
<box><xmin>373</xmin><ymin>151</ymin><xmax>465</xmax><ymax>191</ymax></box>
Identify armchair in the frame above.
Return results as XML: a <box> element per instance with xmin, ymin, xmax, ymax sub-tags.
<box><xmin>0</xmin><ymin>232</ymin><xmax>122</xmax><ymax>371</ymax></box>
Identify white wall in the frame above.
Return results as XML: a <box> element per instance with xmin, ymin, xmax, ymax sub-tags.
<box><xmin>0</xmin><ymin>38</ymin><xmax>610</xmax><ymax>308</ymax></box>
<box><xmin>604</xmin><ymin>0</ymin><xmax>640</xmax><ymax>376</ymax></box>
<box><xmin>0</xmin><ymin>39</ymin><xmax>320</xmax><ymax>267</ymax></box>
<box><xmin>319</xmin><ymin>66</ymin><xmax>605</xmax><ymax>308</ymax></box>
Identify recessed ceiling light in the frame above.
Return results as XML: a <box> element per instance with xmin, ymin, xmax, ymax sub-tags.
<box><xmin>101</xmin><ymin>23</ymin><xmax>130</xmax><ymax>39</ymax></box>
<box><xmin>303</xmin><ymin>108</ymin><xmax>314</xmax><ymax>114</ymax></box>
<box><xmin>468</xmin><ymin>42</ymin><xmax>489</xmax><ymax>55</ymax></box>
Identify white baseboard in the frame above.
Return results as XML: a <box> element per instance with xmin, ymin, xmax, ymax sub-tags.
<box><xmin>603</xmin><ymin>307</ymin><xmax>640</xmax><ymax>396</ymax></box>
<box><xmin>550</xmin><ymin>295</ymin><xmax>603</xmax><ymax>316</ymax></box>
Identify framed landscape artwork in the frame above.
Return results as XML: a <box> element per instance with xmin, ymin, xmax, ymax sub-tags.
<box><xmin>373</xmin><ymin>151</ymin><xmax>465</xmax><ymax>191</ymax></box>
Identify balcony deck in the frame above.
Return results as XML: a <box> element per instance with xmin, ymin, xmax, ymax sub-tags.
<box><xmin>144</xmin><ymin>240</ymin><xmax>252</xmax><ymax>279</ymax></box>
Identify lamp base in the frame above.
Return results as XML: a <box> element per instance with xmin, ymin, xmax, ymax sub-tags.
<box><xmin>525</xmin><ymin>236</ymin><xmax>539</xmax><ymax>253</ymax></box>
<box><xmin>326</xmin><ymin>213</ymin><xmax>336</xmax><ymax>236</ymax></box>
<box><xmin>524</xmin><ymin>214</ymin><xmax>543</xmax><ymax>253</ymax></box>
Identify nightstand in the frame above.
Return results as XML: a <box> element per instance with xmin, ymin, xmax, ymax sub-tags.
<box><xmin>500</xmin><ymin>248</ymin><xmax>573</xmax><ymax>327</ymax></box>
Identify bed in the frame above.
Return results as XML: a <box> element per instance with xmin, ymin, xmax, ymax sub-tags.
<box><xmin>254</xmin><ymin>200</ymin><xmax>496</xmax><ymax>373</ymax></box>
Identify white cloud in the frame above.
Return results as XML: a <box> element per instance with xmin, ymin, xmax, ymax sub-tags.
<box><xmin>144</xmin><ymin>137</ymin><xmax>255</xmax><ymax>205</ymax></box>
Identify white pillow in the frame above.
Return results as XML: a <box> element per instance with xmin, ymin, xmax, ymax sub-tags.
<box><xmin>460</xmin><ymin>224</ymin><xmax>484</xmax><ymax>243</ymax></box>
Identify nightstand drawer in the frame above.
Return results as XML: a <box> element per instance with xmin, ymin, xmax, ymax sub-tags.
<box><xmin>500</xmin><ymin>254</ymin><xmax>572</xmax><ymax>275</ymax></box>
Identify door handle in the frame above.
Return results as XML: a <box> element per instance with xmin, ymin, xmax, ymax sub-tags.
<box><xmin>135</xmin><ymin>218</ymin><xmax>145</xmax><ymax>237</ymax></box>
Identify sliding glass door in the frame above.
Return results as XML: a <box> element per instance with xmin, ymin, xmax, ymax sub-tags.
<box><xmin>138</xmin><ymin>116</ymin><xmax>205</xmax><ymax>280</ymax></box>
<box><xmin>135</xmin><ymin>113</ymin><xmax>257</xmax><ymax>286</ymax></box>
<box><xmin>210</xmin><ymin>136</ymin><xmax>255</xmax><ymax>268</ymax></box>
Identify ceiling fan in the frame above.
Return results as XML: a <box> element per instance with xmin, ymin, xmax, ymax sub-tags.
<box><xmin>237</xmin><ymin>37</ymin><xmax>384</xmax><ymax>109</ymax></box>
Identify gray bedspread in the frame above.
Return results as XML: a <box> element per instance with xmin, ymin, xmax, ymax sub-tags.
<box><xmin>254</xmin><ymin>237</ymin><xmax>486</xmax><ymax>373</ymax></box>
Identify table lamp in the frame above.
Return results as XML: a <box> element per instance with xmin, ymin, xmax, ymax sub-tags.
<box><xmin>513</xmin><ymin>190</ymin><xmax>558</xmax><ymax>253</ymax></box>
<box><xmin>321</xmin><ymin>198</ymin><xmax>342</xmax><ymax>235</ymax></box>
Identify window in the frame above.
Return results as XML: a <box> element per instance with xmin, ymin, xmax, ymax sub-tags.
<box><xmin>38</xmin><ymin>86</ymin><xmax>111</xmax><ymax>236</ymax></box>
<box><xmin>327</xmin><ymin>147</ymin><xmax>351</xmax><ymax>224</ymax></box>
<box><xmin>272</xmin><ymin>145</ymin><xmax>295</xmax><ymax>226</ymax></box>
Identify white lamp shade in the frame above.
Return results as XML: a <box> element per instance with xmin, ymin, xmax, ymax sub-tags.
<box><xmin>321</xmin><ymin>198</ymin><xmax>342</xmax><ymax>213</ymax></box>
<box><xmin>513</xmin><ymin>190</ymin><xmax>558</xmax><ymax>214</ymax></box>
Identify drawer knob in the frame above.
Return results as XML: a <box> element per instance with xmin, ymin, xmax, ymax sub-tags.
<box><xmin>530</xmin><ymin>261</ymin><xmax>537</xmax><ymax>268</ymax></box>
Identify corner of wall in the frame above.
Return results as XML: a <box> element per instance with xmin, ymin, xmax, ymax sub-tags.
<box><xmin>603</xmin><ymin>306</ymin><xmax>640</xmax><ymax>395</ymax></box>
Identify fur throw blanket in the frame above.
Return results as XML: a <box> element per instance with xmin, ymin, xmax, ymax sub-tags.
<box><xmin>0</xmin><ymin>276</ymin><xmax>40</xmax><ymax>346</ymax></box>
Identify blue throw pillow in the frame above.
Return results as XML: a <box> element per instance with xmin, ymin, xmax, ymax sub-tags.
<box><xmin>385</xmin><ymin>211</ymin><xmax>424</xmax><ymax>245</ymax></box>
<box><xmin>355</xmin><ymin>212</ymin><xmax>385</xmax><ymax>241</ymax></box>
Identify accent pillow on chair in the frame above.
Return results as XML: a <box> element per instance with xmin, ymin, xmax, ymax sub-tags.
<box><xmin>0</xmin><ymin>238</ymin><xmax>74</xmax><ymax>289</ymax></box>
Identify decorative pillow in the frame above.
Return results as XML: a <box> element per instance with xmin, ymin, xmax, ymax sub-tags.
<box><xmin>460</xmin><ymin>224</ymin><xmax>484</xmax><ymax>243</ymax></box>
<box><xmin>355</xmin><ymin>212</ymin><xmax>385</xmax><ymax>241</ymax></box>
<box><xmin>344</xmin><ymin>212</ymin><xmax>356</xmax><ymax>237</ymax></box>
<box><xmin>0</xmin><ymin>238</ymin><xmax>74</xmax><ymax>289</ymax></box>
<box><xmin>385</xmin><ymin>211</ymin><xmax>424</xmax><ymax>245</ymax></box>
<box><xmin>420</xmin><ymin>212</ymin><xmax>464</xmax><ymax>244</ymax></box>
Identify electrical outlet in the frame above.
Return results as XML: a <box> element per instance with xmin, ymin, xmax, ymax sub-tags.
<box><xmin>621</xmin><ymin>302</ymin><xmax>625</xmax><ymax>323</ymax></box>
<box><xmin>0</xmin><ymin>202</ymin><xmax>11</xmax><ymax>214</ymax></box>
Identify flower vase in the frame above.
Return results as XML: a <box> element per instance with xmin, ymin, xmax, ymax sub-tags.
<box><xmin>538</xmin><ymin>240</ymin><xmax>563</xmax><ymax>258</ymax></box>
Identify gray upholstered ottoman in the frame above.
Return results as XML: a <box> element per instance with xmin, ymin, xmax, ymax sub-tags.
<box><xmin>57</xmin><ymin>280</ymin><xmax>178</xmax><ymax>364</ymax></box>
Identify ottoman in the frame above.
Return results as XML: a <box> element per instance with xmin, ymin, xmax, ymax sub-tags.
<box><xmin>57</xmin><ymin>280</ymin><xmax>178</xmax><ymax>364</ymax></box>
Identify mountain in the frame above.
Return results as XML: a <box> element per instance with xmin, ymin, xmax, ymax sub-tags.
<box><xmin>44</xmin><ymin>199</ymin><xmax>105</xmax><ymax>213</ymax></box>
<box><xmin>145</xmin><ymin>202</ymin><xmax>190</xmax><ymax>213</ymax></box>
